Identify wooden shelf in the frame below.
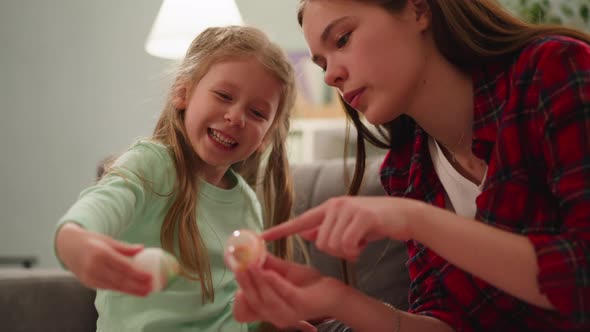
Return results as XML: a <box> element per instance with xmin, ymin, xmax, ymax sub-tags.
<box><xmin>292</xmin><ymin>89</ymin><xmax>345</xmax><ymax>119</ymax></box>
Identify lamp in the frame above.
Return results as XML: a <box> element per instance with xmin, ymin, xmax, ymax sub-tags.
<box><xmin>145</xmin><ymin>0</ymin><xmax>243</xmax><ymax>60</ymax></box>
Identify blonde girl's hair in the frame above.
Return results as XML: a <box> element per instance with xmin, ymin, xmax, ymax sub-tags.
<box><xmin>151</xmin><ymin>25</ymin><xmax>297</xmax><ymax>304</ymax></box>
<box><xmin>298</xmin><ymin>0</ymin><xmax>590</xmax><ymax>284</ymax></box>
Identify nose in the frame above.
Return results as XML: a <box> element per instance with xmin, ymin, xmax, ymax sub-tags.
<box><xmin>224</xmin><ymin>107</ymin><xmax>246</xmax><ymax>128</ymax></box>
<box><xmin>323</xmin><ymin>62</ymin><xmax>347</xmax><ymax>88</ymax></box>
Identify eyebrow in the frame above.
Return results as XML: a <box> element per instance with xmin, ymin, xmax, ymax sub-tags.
<box><xmin>311</xmin><ymin>16</ymin><xmax>352</xmax><ymax>66</ymax></box>
<box><xmin>321</xmin><ymin>16</ymin><xmax>351</xmax><ymax>43</ymax></box>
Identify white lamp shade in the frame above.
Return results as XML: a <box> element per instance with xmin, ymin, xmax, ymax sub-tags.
<box><xmin>145</xmin><ymin>0</ymin><xmax>243</xmax><ymax>60</ymax></box>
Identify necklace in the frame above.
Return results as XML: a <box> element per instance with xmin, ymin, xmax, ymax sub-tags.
<box><xmin>449</xmin><ymin>130</ymin><xmax>466</xmax><ymax>163</ymax></box>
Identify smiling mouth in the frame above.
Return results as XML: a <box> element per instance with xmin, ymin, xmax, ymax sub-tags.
<box><xmin>208</xmin><ymin>128</ymin><xmax>238</xmax><ymax>148</ymax></box>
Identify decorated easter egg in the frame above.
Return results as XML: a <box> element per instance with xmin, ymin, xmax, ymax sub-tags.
<box><xmin>225</xmin><ymin>229</ymin><xmax>266</xmax><ymax>271</ymax></box>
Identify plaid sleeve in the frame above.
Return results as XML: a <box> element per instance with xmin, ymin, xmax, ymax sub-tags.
<box><xmin>406</xmin><ymin>242</ymin><xmax>474</xmax><ymax>332</ymax></box>
<box><xmin>527</xmin><ymin>38</ymin><xmax>590</xmax><ymax>322</ymax></box>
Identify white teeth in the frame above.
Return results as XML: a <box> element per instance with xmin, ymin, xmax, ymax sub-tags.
<box><xmin>209</xmin><ymin>129</ymin><xmax>236</xmax><ymax>147</ymax></box>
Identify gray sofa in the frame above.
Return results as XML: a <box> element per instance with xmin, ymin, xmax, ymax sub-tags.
<box><xmin>0</xmin><ymin>158</ymin><xmax>410</xmax><ymax>332</ymax></box>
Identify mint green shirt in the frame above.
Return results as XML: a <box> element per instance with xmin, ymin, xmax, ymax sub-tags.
<box><xmin>57</xmin><ymin>140</ymin><xmax>262</xmax><ymax>332</ymax></box>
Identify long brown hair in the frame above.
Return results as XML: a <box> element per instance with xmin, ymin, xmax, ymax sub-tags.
<box><xmin>151</xmin><ymin>26</ymin><xmax>297</xmax><ymax>303</ymax></box>
<box><xmin>298</xmin><ymin>0</ymin><xmax>590</xmax><ymax>193</ymax></box>
<box><xmin>298</xmin><ymin>0</ymin><xmax>590</xmax><ymax>283</ymax></box>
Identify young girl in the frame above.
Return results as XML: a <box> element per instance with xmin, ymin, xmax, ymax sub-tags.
<box><xmin>54</xmin><ymin>26</ymin><xmax>302</xmax><ymax>332</ymax></box>
<box><xmin>231</xmin><ymin>1</ymin><xmax>590</xmax><ymax>331</ymax></box>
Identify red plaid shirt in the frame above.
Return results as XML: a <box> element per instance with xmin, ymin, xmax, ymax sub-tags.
<box><xmin>380</xmin><ymin>35</ymin><xmax>590</xmax><ymax>331</ymax></box>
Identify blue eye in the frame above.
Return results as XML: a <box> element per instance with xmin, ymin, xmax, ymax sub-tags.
<box><xmin>336</xmin><ymin>32</ymin><xmax>351</xmax><ymax>48</ymax></box>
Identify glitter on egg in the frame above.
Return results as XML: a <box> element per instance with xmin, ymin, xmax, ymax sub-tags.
<box><xmin>225</xmin><ymin>229</ymin><xmax>266</xmax><ymax>271</ymax></box>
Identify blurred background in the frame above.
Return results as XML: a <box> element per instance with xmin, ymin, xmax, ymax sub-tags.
<box><xmin>1</xmin><ymin>0</ymin><xmax>588</xmax><ymax>268</ymax></box>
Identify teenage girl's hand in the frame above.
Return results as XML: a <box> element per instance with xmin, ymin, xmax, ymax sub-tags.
<box><xmin>231</xmin><ymin>255</ymin><xmax>348</xmax><ymax>330</ymax></box>
<box><xmin>55</xmin><ymin>222</ymin><xmax>152</xmax><ymax>296</ymax></box>
<box><xmin>278</xmin><ymin>320</ymin><xmax>317</xmax><ymax>332</ymax></box>
<box><xmin>263</xmin><ymin>196</ymin><xmax>422</xmax><ymax>261</ymax></box>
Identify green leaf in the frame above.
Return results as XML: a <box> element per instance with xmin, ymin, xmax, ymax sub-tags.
<box><xmin>527</xmin><ymin>3</ymin><xmax>546</xmax><ymax>24</ymax></box>
<box><xmin>560</xmin><ymin>4</ymin><xmax>574</xmax><ymax>17</ymax></box>
<box><xmin>581</xmin><ymin>4</ymin><xmax>589</xmax><ymax>23</ymax></box>
<box><xmin>548</xmin><ymin>16</ymin><xmax>563</xmax><ymax>25</ymax></box>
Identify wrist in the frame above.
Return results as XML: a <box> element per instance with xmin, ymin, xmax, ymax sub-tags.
<box><xmin>325</xmin><ymin>277</ymin><xmax>357</xmax><ymax>319</ymax></box>
<box><xmin>328</xmin><ymin>286</ymin><xmax>403</xmax><ymax>332</ymax></box>
<box><xmin>382</xmin><ymin>302</ymin><xmax>401</xmax><ymax>332</ymax></box>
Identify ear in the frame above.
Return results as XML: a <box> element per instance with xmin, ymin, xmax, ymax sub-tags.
<box><xmin>173</xmin><ymin>83</ymin><xmax>189</xmax><ymax>110</ymax></box>
<box><xmin>411</xmin><ymin>0</ymin><xmax>431</xmax><ymax>31</ymax></box>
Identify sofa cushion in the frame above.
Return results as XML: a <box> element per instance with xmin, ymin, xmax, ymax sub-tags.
<box><xmin>291</xmin><ymin>158</ymin><xmax>410</xmax><ymax>310</ymax></box>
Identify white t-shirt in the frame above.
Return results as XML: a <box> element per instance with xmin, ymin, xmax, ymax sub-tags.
<box><xmin>427</xmin><ymin>136</ymin><xmax>487</xmax><ymax>218</ymax></box>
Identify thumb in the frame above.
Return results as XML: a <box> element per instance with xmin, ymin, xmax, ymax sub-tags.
<box><xmin>233</xmin><ymin>290</ymin><xmax>259</xmax><ymax>322</ymax></box>
<box><xmin>107</xmin><ymin>238</ymin><xmax>144</xmax><ymax>257</ymax></box>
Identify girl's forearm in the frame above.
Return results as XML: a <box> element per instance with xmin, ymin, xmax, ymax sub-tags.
<box><xmin>331</xmin><ymin>286</ymin><xmax>455</xmax><ymax>332</ymax></box>
<box><xmin>55</xmin><ymin>222</ymin><xmax>83</xmax><ymax>265</ymax></box>
<box><xmin>409</xmin><ymin>201</ymin><xmax>554</xmax><ymax>310</ymax></box>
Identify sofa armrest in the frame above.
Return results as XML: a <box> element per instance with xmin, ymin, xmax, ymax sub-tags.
<box><xmin>0</xmin><ymin>269</ymin><xmax>97</xmax><ymax>332</ymax></box>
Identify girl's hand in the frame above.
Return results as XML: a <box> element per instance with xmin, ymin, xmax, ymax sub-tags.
<box><xmin>263</xmin><ymin>196</ymin><xmax>421</xmax><ymax>261</ymax></box>
<box><xmin>232</xmin><ymin>255</ymin><xmax>348</xmax><ymax>330</ymax></box>
<box><xmin>55</xmin><ymin>223</ymin><xmax>152</xmax><ymax>296</ymax></box>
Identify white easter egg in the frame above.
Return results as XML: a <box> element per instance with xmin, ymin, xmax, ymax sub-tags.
<box><xmin>132</xmin><ymin>247</ymin><xmax>180</xmax><ymax>293</ymax></box>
